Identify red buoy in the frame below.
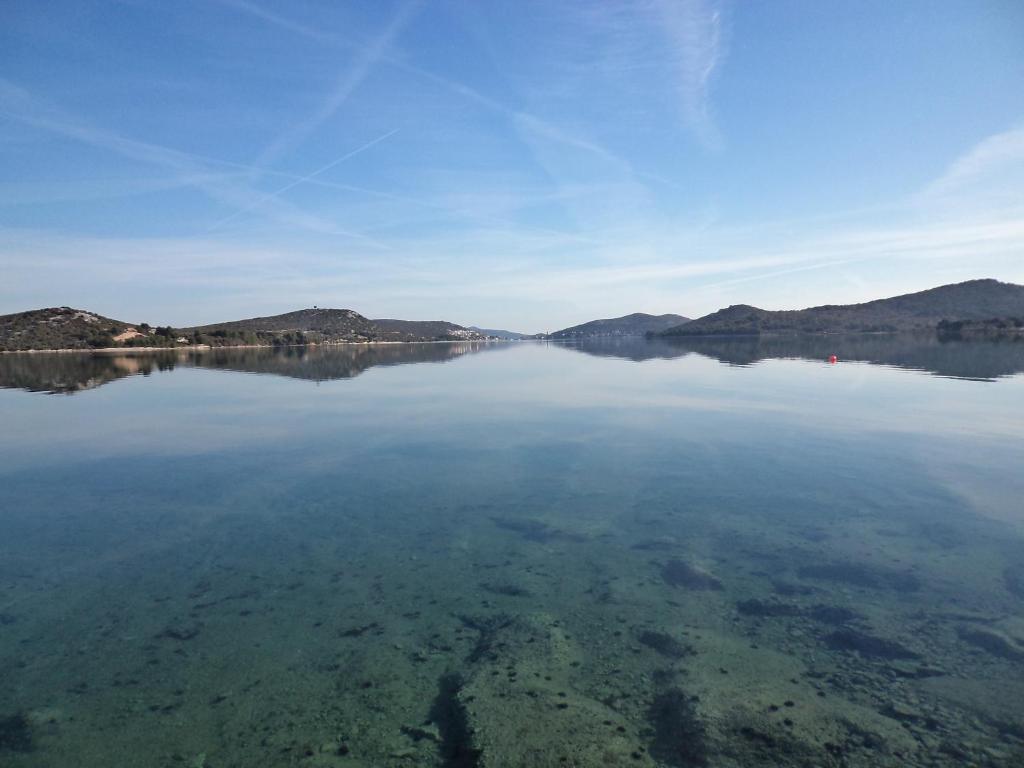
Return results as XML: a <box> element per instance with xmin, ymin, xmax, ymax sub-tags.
<box><xmin>828</xmin><ymin>354</ymin><xmax>838</xmax><ymax>364</ymax></box>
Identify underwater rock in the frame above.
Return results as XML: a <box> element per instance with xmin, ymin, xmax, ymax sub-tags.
<box><xmin>797</xmin><ymin>562</ymin><xmax>920</xmax><ymax>593</ymax></box>
<box><xmin>735</xmin><ymin>599</ymin><xmax>801</xmax><ymax>617</ymax></box>
<box><xmin>771</xmin><ymin>581</ymin><xmax>814</xmax><ymax>597</ymax></box>
<box><xmin>402</xmin><ymin>723</ymin><xmax>440</xmax><ymax>743</ymax></box>
<box><xmin>879</xmin><ymin>703</ymin><xmax>941</xmax><ymax>731</ymax></box>
<box><xmin>805</xmin><ymin>604</ymin><xmax>860</xmax><ymax>625</ymax></box>
<box><xmin>957</xmin><ymin>626</ymin><xmax>1024</xmax><ymax>661</ymax></box>
<box><xmin>429</xmin><ymin>674</ymin><xmax>481</xmax><ymax>768</ymax></box>
<box><xmin>156</xmin><ymin>624</ymin><xmax>201</xmax><ymax>641</ymax></box>
<box><xmin>339</xmin><ymin>622</ymin><xmax>380</xmax><ymax>638</ymax></box>
<box><xmin>0</xmin><ymin>713</ymin><xmax>33</xmax><ymax>753</ymax></box>
<box><xmin>457</xmin><ymin>615</ymin><xmax>636</xmax><ymax>766</ymax></box>
<box><xmin>632</xmin><ymin>540</ymin><xmax>677</xmax><ymax>551</ymax></box>
<box><xmin>647</xmin><ymin>689</ymin><xmax>709</xmax><ymax>767</ymax></box>
<box><xmin>638</xmin><ymin>630</ymin><xmax>696</xmax><ymax>659</ymax></box>
<box><xmin>481</xmin><ymin>583</ymin><xmax>530</xmax><ymax>598</ymax></box>
<box><xmin>491</xmin><ymin>517</ymin><xmax>583</xmax><ymax>543</ymax></box>
<box><xmin>883</xmin><ymin>661</ymin><xmax>945</xmax><ymax>679</ymax></box>
<box><xmin>457</xmin><ymin>614</ymin><xmax>515</xmax><ymax>664</ymax></box>
<box><xmin>661</xmin><ymin>560</ymin><xmax>723</xmax><ymax>591</ymax></box>
<box><xmin>735</xmin><ymin>725</ymin><xmax>776</xmax><ymax>748</ymax></box>
<box><xmin>1004</xmin><ymin>566</ymin><xmax>1024</xmax><ymax>600</ymax></box>
<box><xmin>823</xmin><ymin>629</ymin><xmax>920</xmax><ymax>660</ymax></box>
<box><xmin>0</xmin><ymin>613</ymin><xmax>16</xmax><ymax>626</ymax></box>
<box><xmin>916</xmin><ymin>522</ymin><xmax>964</xmax><ymax>550</ymax></box>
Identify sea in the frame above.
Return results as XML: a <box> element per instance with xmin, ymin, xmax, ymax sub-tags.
<box><xmin>1</xmin><ymin>335</ymin><xmax>1023</xmax><ymax>767</ymax></box>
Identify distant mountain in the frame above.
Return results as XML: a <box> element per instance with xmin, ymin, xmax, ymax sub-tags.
<box><xmin>468</xmin><ymin>326</ymin><xmax>528</xmax><ymax>340</ymax></box>
<box><xmin>550</xmin><ymin>312</ymin><xmax>690</xmax><ymax>339</ymax></box>
<box><xmin>370</xmin><ymin>319</ymin><xmax>486</xmax><ymax>342</ymax></box>
<box><xmin>660</xmin><ymin>280</ymin><xmax>1024</xmax><ymax>337</ymax></box>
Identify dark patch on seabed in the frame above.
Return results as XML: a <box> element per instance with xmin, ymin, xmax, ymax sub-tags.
<box><xmin>457</xmin><ymin>613</ymin><xmax>515</xmax><ymax>664</ymax></box>
<box><xmin>647</xmin><ymin>689</ymin><xmax>709</xmax><ymax>767</ymax></box>
<box><xmin>1005</xmin><ymin>564</ymin><xmax>1024</xmax><ymax>599</ymax></box>
<box><xmin>0</xmin><ymin>714</ymin><xmax>33</xmax><ymax>753</ymax></box>
<box><xmin>481</xmin><ymin>582</ymin><xmax>531</xmax><ymax>597</ymax></box>
<box><xmin>491</xmin><ymin>516</ymin><xmax>585</xmax><ymax>543</ymax></box>
<box><xmin>429</xmin><ymin>673</ymin><xmax>482</xmax><ymax>768</ymax></box>
<box><xmin>661</xmin><ymin>559</ymin><xmax>723</xmax><ymax>590</ymax></box>
<box><xmin>632</xmin><ymin>539</ymin><xmax>677</xmax><ymax>551</ymax></box>
<box><xmin>957</xmin><ymin>626</ymin><xmax>1024</xmax><ymax>660</ymax></box>
<box><xmin>736</xmin><ymin>599</ymin><xmax>861</xmax><ymax>625</ymax></box>
<box><xmin>638</xmin><ymin>630</ymin><xmax>696</xmax><ymax>659</ymax></box>
<box><xmin>806</xmin><ymin>604</ymin><xmax>860</xmax><ymax>625</ymax></box>
<box><xmin>771</xmin><ymin>580</ymin><xmax>814</xmax><ymax>596</ymax></box>
<box><xmin>736</xmin><ymin>598</ymin><xmax>802</xmax><ymax>617</ymax></box>
<box><xmin>797</xmin><ymin>561</ymin><xmax>920</xmax><ymax>592</ymax></box>
<box><xmin>824</xmin><ymin>629</ymin><xmax>920</xmax><ymax>660</ymax></box>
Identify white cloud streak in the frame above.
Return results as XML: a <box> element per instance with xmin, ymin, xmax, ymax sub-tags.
<box><xmin>922</xmin><ymin>125</ymin><xmax>1024</xmax><ymax>201</ymax></box>
<box><xmin>657</xmin><ymin>0</ymin><xmax>725</xmax><ymax>149</ymax></box>
<box><xmin>208</xmin><ymin>128</ymin><xmax>400</xmax><ymax>230</ymax></box>
<box><xmin>217</xmin><ymin>0</ymin><xmax>682</xmax><ymax>192</ymax></box>
<box><xmin>0</xmin><ymin>78</ymin><xmax>383</xmax><ymax>244</ymax></box>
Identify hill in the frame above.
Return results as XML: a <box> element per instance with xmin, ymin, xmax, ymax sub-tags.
<box><xmin>550</xmin><ymin>312</ymin><xmax>690</xmax><ymax>339</ymax></box>
<box><xmin>0</xmin><ymin>307</ymin><xmax>177</xmax><ymax>351</ymax></box>
<box><xmin>1</xmin><ymin>307</ymin><xmax>491</xmax><ymax>350</ymax></box>
<box><xmin>660</xmin><ymin>279</ymin><xmax>1024</xmax><ymax>336</ymax></box>
<box><xmin>186</xmin><ymin>308</ymin><xmax>382</xmax><ymax>345</ymax></box>
<box><xmin>189</xmin><ymin>310</ymin><xmax>486</xmax><ymax>343</ymax></box>
<box><xmin>937</xmin><ymin>317</ymin><xmax>1024</xmax><ymax>339</ymax></box>
<box><xmin>370</xmin><ymin>319</ymin><xmax>486</xmax><ymax>342</ymax></box>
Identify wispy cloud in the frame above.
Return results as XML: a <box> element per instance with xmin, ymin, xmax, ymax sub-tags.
<box><xmin>565</xmin><ymin>0</ymin><xmax>726</xmax><ymax>150</ymax></box>
<box><xmin>656</xmin><ymin>0</ymin><xmax>725</xmax><ymax>149</ymax></box>
<box><xmin>922</xmin><ymin>125</ymin><xmax>1024</xmax><ymax>204</ymax></box>
<box><xmin>216</xmin><ymin>0</ymin><xmax>674</xmax><ymax>193</ymax></box>
<box><xmin>0</xmin><ymin>78</ymin><xmax>381</xmax><ymax>243</ymax></box>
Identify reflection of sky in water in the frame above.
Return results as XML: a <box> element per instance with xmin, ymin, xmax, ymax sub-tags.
<box><xmin>2</xmin><ymin>341</ymin><xmax>1022</xmax><ymax>528</ymax></box>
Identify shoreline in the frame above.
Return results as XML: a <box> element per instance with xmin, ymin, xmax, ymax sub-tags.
<box><xmin>0</xmin><ymin>339</ymin><xmax>515</xmax><ymax>355</ymax></box>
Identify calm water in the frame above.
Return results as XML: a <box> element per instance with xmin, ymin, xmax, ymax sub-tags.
<box><xmin>1</xmin><ymin>338</ymin><xmax>1023</xmax><ymax>767</ymax></box>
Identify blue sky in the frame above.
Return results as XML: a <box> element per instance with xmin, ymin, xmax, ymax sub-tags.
<box><xmin>1</xmin><ymin>0</ymin><xmax>1023</xmax><ymax>332</ymax></box>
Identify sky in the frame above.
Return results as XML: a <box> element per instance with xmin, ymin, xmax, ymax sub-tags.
<box><xmin>1</xmin><ymin>0</ymin><xmax>1023</xmax><ymax>333</ymax></box>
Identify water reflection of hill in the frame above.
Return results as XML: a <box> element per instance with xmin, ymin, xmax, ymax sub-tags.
<box><xmin>0</xmin><ymin>343</ymin><xmax>501</xmax><ymax>394</ymax></box>
<box><xmin>0</xmin><ymin>351</ymin><xmax>180</xmax><ymax>394</ymax></box>
<box><xmin>566</xmin><ymin>335</ymin><xmax>1024</xmax><ymax>380</ymax></box>
<box><xmin>186</xmin><ymin>343</ymin><xmax>499</xmax><ymax>381</ymax></box>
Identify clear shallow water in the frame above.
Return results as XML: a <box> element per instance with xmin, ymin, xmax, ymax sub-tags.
<box><xmin>1</xmin><ymin>338</ymin><xmax>1023</xmax><ymax>767</ymax></box>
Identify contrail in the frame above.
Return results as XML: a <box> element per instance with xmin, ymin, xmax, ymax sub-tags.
<box><xmin>207</xmin><ymin>128</ymin><xmax>400</xmax><ymax>231</ymax></box>
<box><xmin>0</xmin><ymin>79</ymin><xmax>382</xmax><ymax>244</ymax></box>
<box><xmin>253</xmin><ymin>0</ymin><xmax>419</xmax><ymax>167</ymax></box>
<box><xmin>217</xmin><ymin>0</ymin><xmax>686</xmax><ymax>192</ymax></box>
